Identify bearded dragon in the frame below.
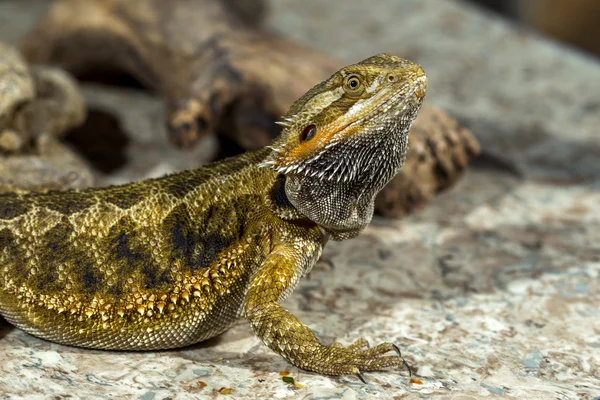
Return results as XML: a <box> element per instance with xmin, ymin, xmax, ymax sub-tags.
<box><xmin>0</xmin><ymin>53</ymin><xmax>426</xmax><ymax>380</ymax></box>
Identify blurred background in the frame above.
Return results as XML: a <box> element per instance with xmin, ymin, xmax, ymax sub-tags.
<box><xmin>2</xmin><ymin>0</ymin><xmax>600</xmax><ymax>60</ymax></box>
<box><xmin>468</xmin><ymin>0</ymin><xmax>600</xmax><ymax>58</ymax></box>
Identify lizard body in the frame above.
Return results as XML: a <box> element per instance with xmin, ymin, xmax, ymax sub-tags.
<box><xmin>0</xmin><ymin>54</ymin><xmax>426</xmax><ymax>376</ymax></box>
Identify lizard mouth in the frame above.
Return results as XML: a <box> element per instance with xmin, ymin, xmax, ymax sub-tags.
<box><xmin>287</xmin><ymin>80</ymin><xmax>427</xmax><ymax>182</ymax></box>
<box><xmin>326</xmin><ymin>77</ymin><xmax>428</xmax><ymax>142</ymax></box>
<box><xmin>350</xmin><ymin>80</ymin><xmax>425</xmax><ymax>128</ymax></box>
<box><xmin>321</xmin><ymin>76</ymin><xmax>427</xmax><ymax>148</ymax></box>
<box><xmin>262</xmin><ymin>70</ymin><xmax>427</xmax><ymax>181</ymax></box>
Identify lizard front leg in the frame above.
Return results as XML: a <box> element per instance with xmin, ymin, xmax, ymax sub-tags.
<box><xmin>244</xmin><ymin>240</ymin><xmax>409</xmax><ymax>378</ymax></box>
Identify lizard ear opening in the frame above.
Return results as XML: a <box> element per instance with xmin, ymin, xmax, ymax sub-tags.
<box><xmin>300</xmin><ymin>124</ymin><xmax>317</xmax><ymax>142</ymax></box>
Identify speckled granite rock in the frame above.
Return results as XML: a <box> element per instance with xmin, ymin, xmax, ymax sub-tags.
<box><xmin>1</xmin><ymin>0</ymin><xmax>599</xmax><ymax>399</ymax></box>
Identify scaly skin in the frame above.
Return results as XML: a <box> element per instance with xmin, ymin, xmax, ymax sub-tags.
<box><xmin>0</xmin><ymin>54</ymin><xmax>426</xmax><ymax>378</ymax></box>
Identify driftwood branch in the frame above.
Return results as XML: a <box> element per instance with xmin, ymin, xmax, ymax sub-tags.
<box><xmin>22</xmin><ymin>0</ymin><xmax>480</xmax><ymax>216</ymax></box>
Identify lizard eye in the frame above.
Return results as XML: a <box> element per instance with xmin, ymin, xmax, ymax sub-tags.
<box><xmin>300</xmin><ymin>124</ymin><xmax>317</xmax><ymax>142</ymax></box>
<box><xmin>387</xmin><ymin>74</ymin><xmax>397</xmax><ymax>82</ymax></box>
<box><xmin>343</xmin><ymin>74</ymin><xmax>364</xmax><ymax>96</ymax></box>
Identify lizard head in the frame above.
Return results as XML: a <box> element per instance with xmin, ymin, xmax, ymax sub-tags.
<box><xmin>262</xmin><ymin>53</ymin><xmax>427</xmax><ymax>240</ymax></box>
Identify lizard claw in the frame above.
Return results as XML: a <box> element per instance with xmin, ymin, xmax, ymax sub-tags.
<box><xmin>402</xmin><ymin>358</ymin><xmax>412</xmax><ymax>378</ymax></box>
<box><xmin>356</xmin><ymin>370</ymin><xmax>368</xmax><ymax>384</ymax></box>
<box><xmin>392</xmin><ymin>343</ymin><xmax>412</xmax><ymax>377</ymax></box>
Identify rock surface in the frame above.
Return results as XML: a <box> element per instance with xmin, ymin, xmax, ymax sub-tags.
<box><xmin>0</xmin><ymin>0</ymin><xmax>599</xmax><ymax>399</ymax></box>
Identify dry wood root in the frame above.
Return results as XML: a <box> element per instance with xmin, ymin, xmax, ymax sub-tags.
<box><xmin>0</xmin><ymin>41</ymin><xmax>92</xmax><ymax>192</ymax></box>
<box><xmin>21</xmin><ymin>0</ymin><xmax>480</xmax><ymax>216</ymax></box>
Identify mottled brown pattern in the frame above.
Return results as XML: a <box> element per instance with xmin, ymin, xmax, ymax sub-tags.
<box><xmin>0</xmin><ymin>150</ymin><xmax>275</xmax><ymax>349</ymax></box>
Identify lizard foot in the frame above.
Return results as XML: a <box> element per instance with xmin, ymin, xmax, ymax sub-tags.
<box><xmin>304</xmin><ymin>340</ymin><xmax>411</xmax><ymax>380</ymax></box>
